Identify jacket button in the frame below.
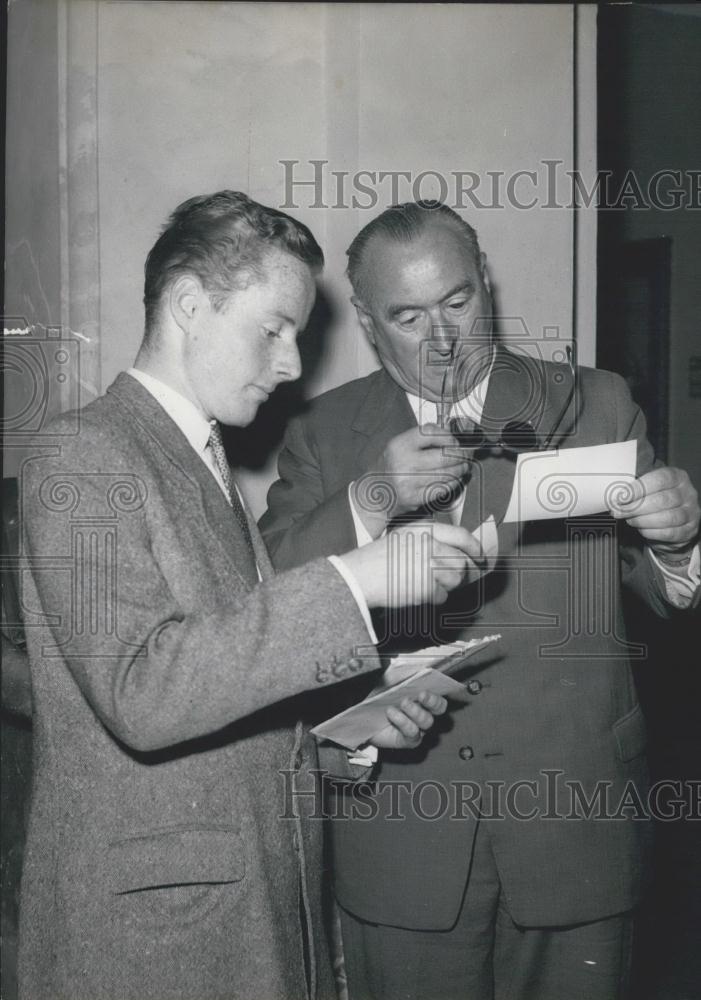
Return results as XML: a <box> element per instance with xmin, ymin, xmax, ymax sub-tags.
<box><xmin>458</xmin><ymin>745</ymin><xmax>474</xmax><ymax>761</ymax></box>
<box><xmin>348</xmin><ymin>657</ymin><xmax>363</xmax><ymax>670</ymax></box>
<box><xmin>467</xmin><ymin>679</ymin><xmax>482</xmax><ymax>695</ymax></box>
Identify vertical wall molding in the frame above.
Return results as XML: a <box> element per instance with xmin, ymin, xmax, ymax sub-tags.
<box><xmin>574</xmin><ymin>3</ymin><xmax>598</xmax><ymax>367</ymax></box>
<box><xmin>58</xmin><ymin>0</ymin><xmax>101</xmax><ymax>400</ymax></box>
<box><xmin>318</xmin><ymin>4</ymin><xmax>365</xmax><ymax>391</ymax></box>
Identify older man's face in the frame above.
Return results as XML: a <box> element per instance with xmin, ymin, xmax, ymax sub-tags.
<box><xmin>353</xmin><ymin>222</ymin><xmax>492</xmax><ymax>403</ymax></box>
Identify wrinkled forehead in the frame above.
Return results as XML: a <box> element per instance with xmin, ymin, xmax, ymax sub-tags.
<box><xmin>359</xmin><ymin>223</ymin><xmax>481</xmax><ymax>308</ymax></box>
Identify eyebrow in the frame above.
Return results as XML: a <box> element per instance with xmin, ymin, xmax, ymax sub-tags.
<box><xmin>387</xmin><ymin>281</ymin><xmax>475</xmax><ymax>319</ymax></box>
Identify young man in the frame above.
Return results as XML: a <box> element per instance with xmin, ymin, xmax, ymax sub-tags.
<box><xmin>18</xmin><ymin>192</ymin><xmax>479</xmax><ymax>1000</ymax></box>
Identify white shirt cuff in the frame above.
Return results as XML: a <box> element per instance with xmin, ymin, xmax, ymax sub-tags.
<box><xmin>327</xmin><ymin>554</ymin><xmax>379</xmax><ymax>644</ymax></box>
<box><xmin>348</xmin><ymin>482</ymin><xmax>385</xmax><ymax>546</ymax></box>
<box><xmin>347</xmin><ymin>744</ymin><xmax>379</xmax><ymax>767</ymax></box>
<box><xmin>647</xmin><ymin>544</ymin><xmax>701</xmax><ymax>609</ymax></box>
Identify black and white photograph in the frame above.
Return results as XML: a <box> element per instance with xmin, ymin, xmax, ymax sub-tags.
<box><xmin>2</xmin><ymin>3</ymin><xmax>700</xmax><ymax>1000</ymax></box>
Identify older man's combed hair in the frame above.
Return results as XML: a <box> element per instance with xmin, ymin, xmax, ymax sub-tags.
<box><xmin>143</xmin><ymin>190</ymin><xmax>324</xmax><ymax>331</ymax></box>
<box><xmin>346</xmin><ymin>200</ymin><xmax>481</xmax><ymax>300</ymax></box>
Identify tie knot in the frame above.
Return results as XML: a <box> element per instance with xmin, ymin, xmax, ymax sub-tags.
<box><xmin>208</xmin><ymin>420</ymin><xmax>225</xmax><ymax>451</ymax></box>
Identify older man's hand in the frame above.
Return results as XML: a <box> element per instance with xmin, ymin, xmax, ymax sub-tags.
<box><xmin>352</xmin><ymin>424</ymin><xmax>471</xmax><ymax>539</ymax></box>
<box><xmin>370</xmin><ymin>691</ymin><xmax>448</xmax><ymax>750</ymax></box>
<box><xmin>610</xmin><ymin>465</ymin><xmax>700</xmax><ymax>554</ymax></box>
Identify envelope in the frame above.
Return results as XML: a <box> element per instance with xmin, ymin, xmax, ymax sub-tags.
<box><xmin>311</xmin><ymin>634</ymin><xmax>502</xmax><ymax>751</ymax></box>
<box><xmin>310</xmin><ymin>667</ymin><xmax>470</xmax><ymax>752</ymax></box>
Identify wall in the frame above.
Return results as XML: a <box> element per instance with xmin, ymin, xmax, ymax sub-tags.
<box><xmin>4</xmin><ymin>0</ymin><xmax>62</xmax><ymax>478</ymax></box>
<box><xmin>94</xmin><ymin>1</ymin><xmax>589</xmax><ymax>515</ymax></box>
<box><xmin>5</xmin><ymin>1</ymin><xmax>596</xmax><ymax>516</ymax></box>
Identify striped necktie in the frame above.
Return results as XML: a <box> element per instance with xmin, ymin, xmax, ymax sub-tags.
<box><xmin>208</xmin><ymin>421</ymin><xmax>258</xmax><ymax>582</ymax></box>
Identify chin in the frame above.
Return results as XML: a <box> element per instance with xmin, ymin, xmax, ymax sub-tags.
<box><xmin>231</xmin><ymin>412</ymin><xmax>256</xmax><ymax>428</ymax></box>
<box><xmin>217</xmin><ymin>405</ymin><xmax>257</xmax><ymax>428</ymax></box>
<box><xmin>397</xmin><ymin>377</ymin><xmax>439</xmax><ymax>402</ymax></box>
<box><xmin>415</xmin><ymin>385</ymin><xmax>444</xmax><ymax>404</ymax></box>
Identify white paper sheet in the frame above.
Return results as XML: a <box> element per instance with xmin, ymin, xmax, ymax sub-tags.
<box><xmin>382</xmin><ymin>634</ymin><xmax>502</xmax><ymax>687</ymax></box>
<box><xmin>470</xmin><ymin>514</ymin><xmax>499</xmax><ymax>578</ymax></box>
<box><xmin>502</xmin><ymin>440</ymin><xmax>637</xmax><ymax>523</ymax></box>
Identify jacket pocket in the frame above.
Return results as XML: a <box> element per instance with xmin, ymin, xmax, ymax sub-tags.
<box><xmin>613</xmin><ymin>703</ymin><xmax>647</xmax><ymax>762</ymax></box>
<box><xmin>107</xmin><ymin>826</ymin><xmax>245</xmax><ymax>893</ymax></box>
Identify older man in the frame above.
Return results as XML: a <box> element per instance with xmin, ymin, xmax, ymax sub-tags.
<box><xmin>260</xmin><ymin>201</ymin><xmax>700</xmax><ymax>1000</ymax></box>
<box><xmin>18</xmin><ymin>192</ymin><xmax>479</xmax><ymax>1000</ymax></box>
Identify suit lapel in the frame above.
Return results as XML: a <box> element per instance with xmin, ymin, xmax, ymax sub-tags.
<box><xmin>350</xmin><ymin>370</ymin><xmax>418</xmax><ymax>474</ymax></box>
<box><xmin>107</xmin><ymin>373</ymin><xmax>258</xmax><ymax>591</ymax></box>
<box><xmin>249</xmin><ymin>516</ymin><xmax>274</xmax><ymax>580</ymax></box>
<box><xmin>482</xmin><ymin>346</ymin><xmax>577</xmax><ymax>448</ymax></box>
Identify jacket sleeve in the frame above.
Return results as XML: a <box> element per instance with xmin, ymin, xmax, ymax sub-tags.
<box><xmin>259</xmin><ymin>413</ymin><xmax>358</xmax><ymax>569</ymax></box>
<box><xmin>21</xmin><ymin>438</ymin><xmax>380</xmax><ymax>753</ymax></box>
<box><xmin>608</xmin><ymin>369</ymin><xmax>685</xmax><ymax>617</ymax></box>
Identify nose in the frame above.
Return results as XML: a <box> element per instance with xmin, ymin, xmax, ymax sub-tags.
<box><xmin>431</xmin><ymin>322</ymin><xmax>459</xmax><ymax>359</ymax></box>
<box><xmin>276</xmin><ymin>338</ymin><xmax>302</xmax><ymax>383</ymax></box>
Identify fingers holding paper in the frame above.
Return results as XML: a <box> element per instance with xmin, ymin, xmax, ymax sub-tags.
<box><xmin>370</xmin><ymin>692</ymin><xmax>448</xmax><ymax>750</ymax></box>
<box><xmin>419</xmin><ymin>521</ymin><xmax>485</xmax><ymax>602</ymax></box>
<box><xmin>341</xmin><ymin>521</ymin><xmax>486</xmax><ymax>608</ymax></box>
<box><xmin>610</xmin><ymin>466</ymin><xmax>700</xmax><ymax>550</ymax></box>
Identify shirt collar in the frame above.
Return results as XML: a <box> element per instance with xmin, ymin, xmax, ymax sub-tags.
<box><xmin>405</xmin><ymin>347</ymin><xmax>495</xmax><ymax>427</ymax></box>
<box><xmin>127</xmin><ymin>368</ymin><xmax>213</xmax><ymax>455</ymax></box>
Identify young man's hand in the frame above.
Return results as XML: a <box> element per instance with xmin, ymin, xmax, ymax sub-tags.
<box><xmin>370</xmin><ymin>691</ymin><xmax>448</xmax><ymax>750</ymax></box>
<box><xmin>340</xmin><ymin>520</ymin><xmax>484</xmax><ymax>608</ymax></box>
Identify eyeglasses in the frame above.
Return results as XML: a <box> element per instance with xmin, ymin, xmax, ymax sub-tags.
<box><xmin>448</xmin><ymin>418</ymin><xmax>540</xmax><ymax>453</ymax></box>
<box><xmin>448</xmin><ymin>345</ymin><xmax>576</xmax><ymax>454</ymax></box>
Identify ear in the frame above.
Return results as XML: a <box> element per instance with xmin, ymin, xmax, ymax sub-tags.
<box><xmin>479</xmin><ymin>252</ymin><xmax>492</xmax><ymax>295</ymax></box>
<box><xmin>351</xmin><ymin>295</ymin><xmax>376</xmax><ymax>345</ymax></box>
<box><xmin>169</xmin><ymin>274</ymin><xmax>205</xmax><ymax>335</ymax></box>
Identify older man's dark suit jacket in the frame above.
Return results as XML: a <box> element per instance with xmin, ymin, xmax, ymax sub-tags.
<box><xmin>19</xmin><ymin>372</ymin><xmax>381</xmax><ymax>1000</ymax></box>
<box><xmin>260</xmin><ymin>349</ymin><xmax>675</xmax><ymax>932</ymax></box>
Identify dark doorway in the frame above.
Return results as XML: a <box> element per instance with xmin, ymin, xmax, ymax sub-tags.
<box><xmin>598</xmin><ymin>6</ymin><xmax>701</xmax><ymax>1000</ymax></box>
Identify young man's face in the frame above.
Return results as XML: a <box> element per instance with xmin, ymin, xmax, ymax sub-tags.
<box><xmin>183</xmin><ymin>249</ymin><xmax>316</xmax><ymax>426</ymax></box>
<box><xmin>354</xmin><ymin>222</ymin><xmax>493</xmax><ymax>403</ymax></box>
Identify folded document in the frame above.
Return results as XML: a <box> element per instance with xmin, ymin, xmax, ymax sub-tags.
<box><xmin>311</xmin><ymin>635</ymin><xmax>501</xmax><ymax>751</ymax></box>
